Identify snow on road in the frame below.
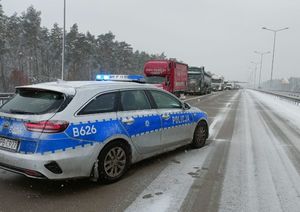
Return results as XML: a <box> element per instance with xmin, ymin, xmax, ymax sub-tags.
<box><xmin>220</xmin><ymin>90</ymin><xmax>300</xmax><ymax>212</ymax></box>
<box><xmin>126</xmin><ymin>89</ymin><xmax>300</xmax><ymax>212</ymax></box>
<box><xmin>125</xmin><ymin>92</ymin><xmax>240</xmax><ymax>212</ymax></box>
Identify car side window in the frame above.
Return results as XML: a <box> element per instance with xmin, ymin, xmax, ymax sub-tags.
<box><xmin>150</xmin><ymin>90</ymin><xmax>182</xmax><ymax>109</ymax></box>
<box><xmin>120</xmin><ymin>90</ymin><xmax>151</xmax><ymax>111</ymax></box>
<box><xmin>78</xmin><ymin>92</ymin><xmax>117</xmax><ymax>115</ymax></box>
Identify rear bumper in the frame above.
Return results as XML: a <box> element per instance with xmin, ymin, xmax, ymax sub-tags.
<box><xmin>0</xmin><ymin>162</ymin><xmax>46</xmax><ymax>179</ymax></box>
<box><xmin>0</xmin><ymin>143</ymin><xmax>102</xmax><ymax>179</ymax></box>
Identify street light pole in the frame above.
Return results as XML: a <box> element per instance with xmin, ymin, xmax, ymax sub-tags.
<box><xmin>262</xmin><ymin>27</ymin><xmax>288</xmax><ymax>89</ymax></box>
<box><xmin>254</xmin><ymin>51</ymin><xmax>270</xmax><ymax>89</ymax></box>
<box><xmin>62</xmin><ymin>0</ymin><xmax>66</xmax><ymax>80</ymax></box>
<box><xmin>248</xmin><ymin>70</ymin><xmax>254</xmax><ymax>88</ymax></box>
<box><xmin>251</xmin><ymin>61</ymin><xmax>259</xmax><ymax>89</ymax></box>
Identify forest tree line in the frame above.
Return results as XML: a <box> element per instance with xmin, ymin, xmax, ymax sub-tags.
<box><xmin>0</xmin><ymin>2</ymin><xmax>166</xmax><ymax>92</ymax></box>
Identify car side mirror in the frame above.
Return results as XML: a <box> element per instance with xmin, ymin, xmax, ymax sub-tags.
<box><xmin>183</xmin><ymin>102</ymin><xmax>191</xmax><ymax>110</ymax></box>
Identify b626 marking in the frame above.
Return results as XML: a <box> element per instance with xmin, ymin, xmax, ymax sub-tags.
<box><xmin>72</xmin><ymin>125</ymin><xmax>97</xmax><ymax>137</ymax></box>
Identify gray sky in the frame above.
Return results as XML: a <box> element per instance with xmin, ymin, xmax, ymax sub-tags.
<box><xmin>2</xmin><ymin>0</ymin><xmax>300</xmax><ymax>82</ymax></box>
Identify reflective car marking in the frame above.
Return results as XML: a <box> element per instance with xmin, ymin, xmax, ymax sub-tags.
<box><xmin>0</xmin><ymin>111</ymin><xmax>205</xmax><ymax>155</ymax></box>
<box><xmin>0</xmin><ymin>80</ymin><xmax>209</xmax><ymax>180</ymax></box>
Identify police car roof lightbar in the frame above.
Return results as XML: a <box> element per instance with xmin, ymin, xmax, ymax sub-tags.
<box><xmin>96</xmin><ymin>74</ymin><xmax>145</xmax><ymax>83</ymax></box>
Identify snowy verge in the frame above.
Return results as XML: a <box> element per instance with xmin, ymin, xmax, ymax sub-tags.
<box><xmin>248</xmin><ymin>89</ymin><xmax>300</xmax><ymax>130</ymax></box>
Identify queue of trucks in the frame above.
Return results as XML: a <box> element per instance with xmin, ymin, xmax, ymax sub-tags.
<box><xmin>144</xmin><ymin>59</ymin><xmax>226</xmax><ymax>96</ymax></box>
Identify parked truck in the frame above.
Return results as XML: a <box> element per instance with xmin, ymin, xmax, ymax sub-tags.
<box><xmin>211</xmin><ymin>74</ymin><xmax>225</xmax><ymax>91</ymax></box>
<box><xmin>203</xmin><ymin>70</ymin><xmax>212</xmax><ymax>94</ymax></box>
<box><xmin>187</xmin><ymin>66</ymin><xmax>212</xmax><ymax>95</ymax></box>
<box><xmin>144</xmin><ymin>59</ymin><xmax>188</xmax><ymax>96</ymax></box>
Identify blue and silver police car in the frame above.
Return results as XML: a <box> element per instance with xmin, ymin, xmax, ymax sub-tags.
<box><xmin>0</xmin><ymin>75</ymin><xmax>209</xmax><ymax>183</ymax></box>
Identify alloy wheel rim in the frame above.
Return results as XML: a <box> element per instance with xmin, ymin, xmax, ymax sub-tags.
<box><xmin>104</xmin><ymin>147</ymin><xmax>126</xmax><ymax>178</ymax></box>
<box><xmin>198</xmin><ymin>126</ymin><xmax>206</xmax><ymax>141</ymax></box>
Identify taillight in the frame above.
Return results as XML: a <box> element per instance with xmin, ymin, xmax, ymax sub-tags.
<box><xmin>24</xmin><ymin>120</ymin><xmax>69</xmax><ymax>133</ymax></box>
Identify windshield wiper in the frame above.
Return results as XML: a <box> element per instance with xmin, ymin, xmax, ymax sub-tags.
<box><xmin>9</xmin><ymin>109</ymin><xmax>36</xmax><ymax>115</ymax></box>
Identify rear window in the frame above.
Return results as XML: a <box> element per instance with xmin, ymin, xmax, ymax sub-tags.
<box><xmin>0</xmin><ymin>89</ymin><xmax>66</xmax><ymax>115</ymax></box>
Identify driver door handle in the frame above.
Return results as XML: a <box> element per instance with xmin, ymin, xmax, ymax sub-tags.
<box><xmin>162</xmin><ymin>114</ymin><xmax>170</xmax><ymax>120</ymax></box>
<box><xmin>122</xmin><ymin>117</ymin><xmax>135</xmax><ymax>125</ymax></box>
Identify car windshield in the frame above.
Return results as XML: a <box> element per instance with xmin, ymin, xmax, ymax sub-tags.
<box><xmin>0</xmin><ymin>89</ymin><xmax>65</xmax><ymax>115</ymax></box>
<box><xmin>145</xmin><ymin>76</ymin><xmax>165</xmax><ymax>84</ymax></box>
<box><xmin>188</xmin><ymin>74</ymin><xmax>201</xmax><ymax>80</ymax></box>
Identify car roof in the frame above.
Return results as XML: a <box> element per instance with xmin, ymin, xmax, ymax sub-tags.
<box><xmin>16</xmin><ymin>81</ymin><xmax>157</xmax><ymax>96</ymax></box>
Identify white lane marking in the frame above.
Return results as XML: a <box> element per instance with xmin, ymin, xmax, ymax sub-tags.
<box><xmin>184</xmin><ymin>92</ymin><xmax>217</xmax><ymax>102</ymax></box>
<box><xmin>184</xmin><ymin>96</ymin><xmax>201</xmax><ymax>102</ymax></box>
<box><xmin>208</xmin><ymin>92</ymin><xmax>239</xmax><ymax>140</ymax></box>
<box><xmin>184</xmin><ymin>96</ymin><xmax>202</xmax><ymax>102</ymax></box>
<box><xmin>125</xmin><ymin>92</ymin><xmax>240</xmax><ymax>212</ymax></box>
<box><xmin>208</xmin><ymin>115</ymin><xmax>222</xmax><ymax>140</ymax></box>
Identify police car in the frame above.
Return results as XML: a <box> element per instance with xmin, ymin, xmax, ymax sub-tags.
<box><xmin>0</xmin><ymin>75</ymin><xmax>209</xmax><ymax>183</ymax></box>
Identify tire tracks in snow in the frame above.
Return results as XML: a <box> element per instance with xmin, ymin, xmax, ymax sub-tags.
<box><xmin>125</xmin><ymin>91</ymin><xmax>241</xmax><ymax>212</ymax></box>
<box><xmin>179</xmin><ymin>91</ymin><xmax>241</xmax><ymax>212</ymax></box>
<box><xmin>249</xmin><ymin>92</ymin><xmax>300</xmax><ymax>176</ymax></box>
<box><xmin>220</xmin><ymin>90</ymin><xmax>300</xmax><ymax>212</ymax></box>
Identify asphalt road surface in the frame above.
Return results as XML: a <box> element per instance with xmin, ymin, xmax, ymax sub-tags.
<box><xmin>1</xmin><ymin>89</ymin><xmax>300</xmax><ymax>212</ymax></box>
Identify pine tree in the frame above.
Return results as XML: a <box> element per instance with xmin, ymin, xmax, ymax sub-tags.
<box><xmin>21</xmin><ymin>6</ymin><xmax>42</xmax><ymax>82</ymax></box>
<box><xmin>0</xmin><ymin>5</ymin><xmax>167</xmax><ymax>91</ymax></box>
<box><xmin>49</xmin><ymin>23</ymin><xmax>63</xmax><ymax>80</ymax></box>
<box><xmin>0</xmin><ymin>0</ymin><xmax>7</xmax><ymax>90</ymax></box>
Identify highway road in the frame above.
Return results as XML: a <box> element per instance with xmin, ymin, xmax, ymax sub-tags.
<box><xmin>0</xmin><ymin>89</ymin><xmax>300</xmax><ymax>212</ymax></box>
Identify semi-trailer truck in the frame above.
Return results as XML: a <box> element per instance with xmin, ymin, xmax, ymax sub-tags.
<box><xmin>187</xmin><ymin>66</ymin><xmax>212</xmax><ymax>95</ymax></box>
<box><xmin>211</xmin><ymin>74</ymin><xmax>225</xmax><ymax>91</ymax></box>
<box><xmin>144</xmin><ymin>59</ymin><xmax>188</xmax><ymax>96</ymax></box>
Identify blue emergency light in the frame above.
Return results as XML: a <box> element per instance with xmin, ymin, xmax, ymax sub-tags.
<box><xmin>96</xmin><ymin>75</ymin><xmax>110</xmax><ymax>81</ymax></box>
<box><xmin>95</xmin><ymin>74</ymin><xmax>145</xmax><ymax>83</ymax></box>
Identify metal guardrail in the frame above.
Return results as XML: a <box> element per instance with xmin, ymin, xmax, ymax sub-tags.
<box><xmin>0</xmin><ymin>93</ymin><xmax>14</xmax><ymax>106</ymax></box>
<box><xmin>272</xmin><ymin>91</ymin><xmax>300</xmax><ymax>99</ymax></box>
<box><xmin>257</xmin><ymin>89</ymin><xmax>300</xmax><ymax>104</ymax></box>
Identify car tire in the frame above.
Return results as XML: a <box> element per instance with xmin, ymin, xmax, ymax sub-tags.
<box><xmin>191</xmin><ymin>121</ymin><xmax>207</xmax><ymax>148</ymax></box>
<box><xmin>97</xmin><ymin>141</ymin><xmax>131</xmax><ymax>184</ymax></box>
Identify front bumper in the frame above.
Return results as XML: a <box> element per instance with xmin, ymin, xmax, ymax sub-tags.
<box><xmin>0</xmin><ymin>143</ymin><xmax>101</xmax><ymax>179</ymax></box>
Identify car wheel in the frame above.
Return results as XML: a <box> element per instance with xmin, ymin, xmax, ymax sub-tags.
<box><xmin>98</xmin><ymin>141</ymin><xmax>130</xmax><ymax>184</ymax></box>
<box><xmin>191</xmin><ymin>121</ymin><xmax>207</xmax><ymax>148</ymax></box>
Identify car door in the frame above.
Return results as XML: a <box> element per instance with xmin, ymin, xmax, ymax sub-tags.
<box><xmin>117</xmin><ymin>89</ymin><xmax>162</xmax><ymax>154</ymax></box>
<box><xmin>70</xmin><ymin>91</ymin><xmax>121</xmax><ymax>143</ymax></box>
<box><xmin>148</xmin><ymin>90</ymin><xmax>194</xmax><ymax>148</ymax></box>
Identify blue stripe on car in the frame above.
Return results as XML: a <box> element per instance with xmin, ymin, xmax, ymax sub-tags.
<box><xmin>0</xmin><ymin>111</ymin><xmax>206</xmax><ymax>154</ymax></box>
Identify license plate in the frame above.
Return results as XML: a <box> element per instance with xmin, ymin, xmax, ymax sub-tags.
<box><xmin>0</xmin><ymin>137</ymin><xmax>19</xmax><ymax>151</ymax></box>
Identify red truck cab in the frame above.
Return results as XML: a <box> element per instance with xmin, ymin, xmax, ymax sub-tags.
<box><xmin>144</xmin><ymin>60</ymin><xmax>188</xmax><ymax>96</ymax></box>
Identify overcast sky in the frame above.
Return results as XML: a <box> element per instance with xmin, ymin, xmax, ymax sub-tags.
<box><xmin>2</xmin><ymin>0</ymin><xmax>300</xmax><ymax>82</ymax></box>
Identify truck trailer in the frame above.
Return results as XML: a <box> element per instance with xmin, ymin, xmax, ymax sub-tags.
<box><xmin>144</xmin><ymin>60</ymin><xmax>188</xmax><ymax>96</ymax></box>
<box><xmin>187</xmin><ymin>66</ymin><xmax>212</xmax><ymax>95</ymax></box>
